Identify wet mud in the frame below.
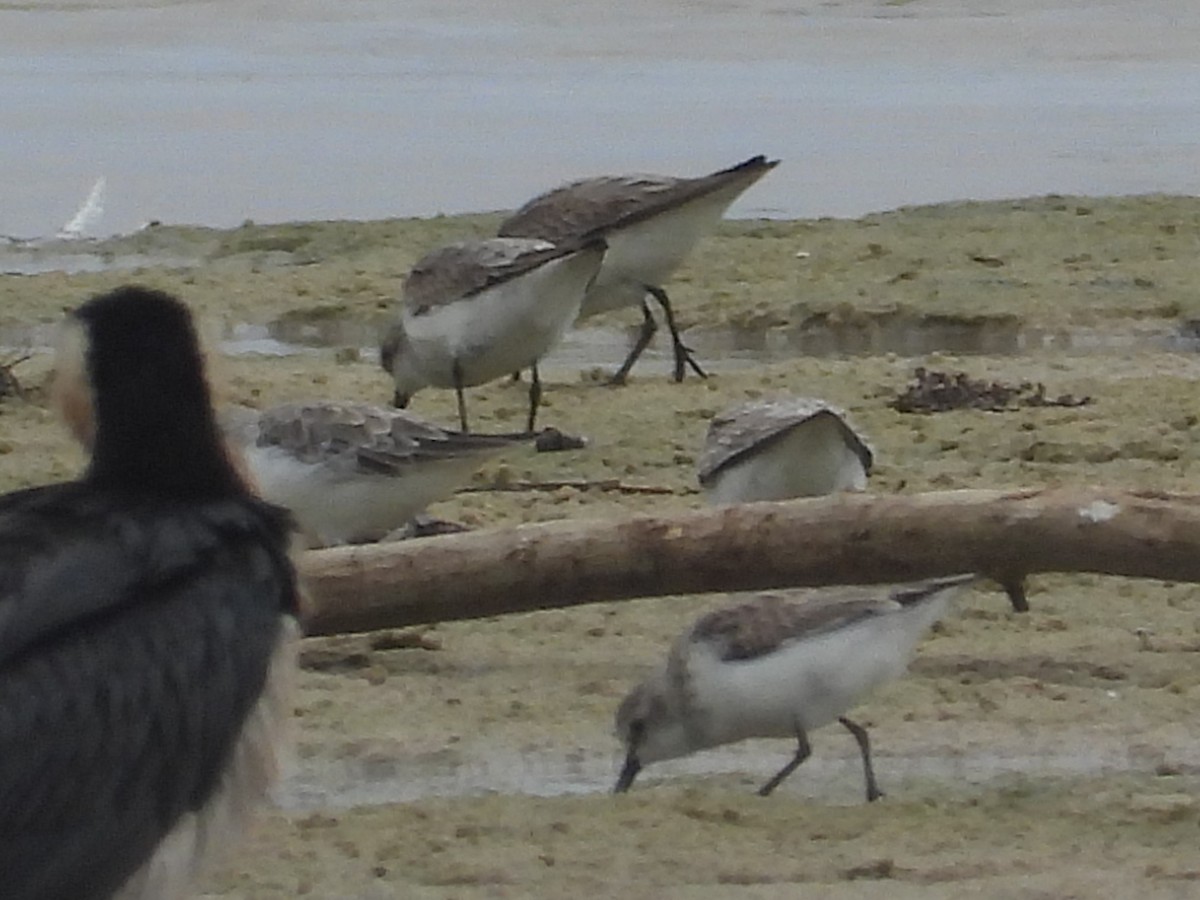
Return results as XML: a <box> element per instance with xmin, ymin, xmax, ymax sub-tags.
<box><xmin>3</xmin><ymin>195</ymin><xmax>1200</xmax><ymax>897</ymax></box>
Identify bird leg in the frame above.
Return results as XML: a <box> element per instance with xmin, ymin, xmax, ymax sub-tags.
<box><xmin>608</xmin><ymin>301</ymin><xmax>659</xmax><ymax>386</ymax></box>
<box><xmin>526</xmin><ymin>364</ymin><xmax>542</xmax><ymax>434</ymax></box>
<box><xmin>647</xmin><ymin>285</ymin><xmax>707</xmax><ymax>382</ymax></box>
<box><xmin>453</xmin><ymin>361</ymin><xmax>469</xmax><ymax>433</ymax></box>
<box><xmin>838</xmin><ymin>716</ymin><xmax>884</xmax><ymax>802</ymax></box>
<box><xmin>758</xmin><ymin>725</ymin><xmax>812</xmax><ymax>796</ymax></box>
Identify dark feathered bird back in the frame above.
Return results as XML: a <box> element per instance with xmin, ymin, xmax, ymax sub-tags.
<box><xmin>0</xmin><ymin>286</ymin><xmax>300</xmax><ymax>899</ymax></box>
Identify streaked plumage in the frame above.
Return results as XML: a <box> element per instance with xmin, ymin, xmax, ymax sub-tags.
<box><xmin>698</xmin><ymin>397</ymin><xmax>873</xmax><ymax>504</ymax></box>
<box><xmin>614</xmin><ymin>575</ymin><xmax>974</xmax><ymax>798</ymax></box>
<box><xmin>381</xmin><ymin>236</ymin><xmax>606</xmax><ymax>432</ymax></box>
<box><xmin>1</xmin><ymin>286</ymin><xmax>300</xmax><ymax>900</ymax></box>
<box><xmin>500</xmin><ymin>155</ymin><xmax>780</xmax><ymax>383</ymax></box>
<box><xmin>222</xmin><ymin>401</ymin><xmax>530</xmax><ymax>547</ymax></box>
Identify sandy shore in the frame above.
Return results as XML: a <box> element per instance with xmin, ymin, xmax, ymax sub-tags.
<box><xmin>3</xmin><ymin>195</ymin><xmax>1200</xmax><ymax>897</ymax></box>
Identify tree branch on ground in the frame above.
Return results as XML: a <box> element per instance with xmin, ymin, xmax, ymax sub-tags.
<box><xmin>299</xmin><ymin>487</ymin><xmax>1197</xmax><ymax>636</ymax></box>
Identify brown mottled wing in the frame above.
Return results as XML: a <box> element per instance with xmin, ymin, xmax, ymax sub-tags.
<box><xmin>500</xmin><ymin>155</ymin><xmax>779</xmax><ymax>240</ymax></box>
<box><xmin>500</xmin><ymin>174</ymin><xmax>686</xmax><ymax>242</ymax></box>
<box><xmin>697</xmin><ymin>398</ymin><xmax>874</xmax><ymax>484</ymax></box>
<box><xmin>690</xmin><ymin>593</ymin><xmax>896</xmax><ymax>662</ymax></box>
<box><xmin>402</xmin><ymin>238</ymin><xmax>571</xmax><ymax>314</ymax></box>
<box><xmin>254</xmin><ymin>402</ymin><xmax>526</xmax><ymax>474</ymax></box>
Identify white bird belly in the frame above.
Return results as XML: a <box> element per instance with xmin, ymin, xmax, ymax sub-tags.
<box><xmin>406</xmin><ymin>249</ymin><xmax>598</xmax><ymax>387</ymax></box>
<box><xmin>705</xmin><ymin>417</ymin><xmax>868</xmax><ymax>505</ymax></box>
<box><xmin>608</xmin><ymin>186</ymin><xmax>747</xmax><ymax>285</ymax></box>
<box><xmin>688</xmin><ymin>606</ymin><xmax>938</xmax><ymax>745</ymax></box>
<box><xmin>245</xmin><ymin>446</ymin><xmax>475</xmax><ymax>546</ymax></box>
<box><xmin>577</xmin><ymin>188</ymin><xmax>746</xmax><ymax>319</ymax></box>
<box><xmin>578</xmin><ymin>277</ymin><xmax>648</xmax><ymax>319</ymax></box>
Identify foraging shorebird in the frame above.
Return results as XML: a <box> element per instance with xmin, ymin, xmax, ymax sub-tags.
<box><xmin>697</xmin><ymin>399</ymin><xmax>1029</xmax><ymax>613</ymax></box>
<box><xmin>1</xmin><ymin>286</ymin><xmax>301</xmax><ymax>899</ymax></box>
<box><xmin>614</xmin><ymin>575</ymin><xmax>974</xmax><ymax>799</ymax></box>
<box><xmin>381</xmin><ymin>236</ymin><xmax>606</xmax><ymax>433</ymax></box>
<box><xmin>222</xmin><ymin>401</ymin><xmax>529</xmax><ymax>547</ymax></box>
<box><xmin>698</xmin><ymin>397</ymin><xmax>874</xmax><ymax>505</ymax></box>
<box><xmin>499</xmin><ymin>155</ymin><xmax>780</xmax><ymax>384</ymax></box>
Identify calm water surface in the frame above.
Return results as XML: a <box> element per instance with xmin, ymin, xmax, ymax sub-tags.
<box><xmin>3</xmin><ymin>0</ymin><xmax>1199</xmax><ymax>237</ymax></box>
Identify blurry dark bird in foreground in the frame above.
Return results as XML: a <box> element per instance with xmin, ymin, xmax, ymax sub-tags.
<box><xmin>0</xmin><ymin>286</ymin><xmax>302</xmax><ymax>900</ymax></box>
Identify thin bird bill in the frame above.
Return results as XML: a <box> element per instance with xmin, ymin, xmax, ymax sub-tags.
<box><xmin>614</xmin><ymin>752</ymin><xmax>642</xmax><ymax>793</ymax></box>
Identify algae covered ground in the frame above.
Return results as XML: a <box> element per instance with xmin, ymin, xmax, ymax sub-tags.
<box><xmin>3</xmin><ymin>195</ymin><xmax>1200</xmax><ymax>897</ymax></box>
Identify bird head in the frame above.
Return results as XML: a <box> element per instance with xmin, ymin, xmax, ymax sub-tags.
<box><xmin>378</xmin><ymin>321</ymin><xmax>423</xmax><ymax>408</ymax></box>
<box><xmin>613</xmin><ymin>673</ymin><xmax>688</xmax><ymax>793</ymax></box>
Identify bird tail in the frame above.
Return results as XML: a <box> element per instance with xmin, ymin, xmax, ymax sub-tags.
<box><xmin>891</xmin><ymin>573</ymin><xmax>978</xmax><ymax>608</ymax></box>
<box><xmin>714</xmin><ymin>154</ymin><xmax>781</xmax><ymax>180</ymax></box>
<box><xmin>890</xmin><ymin>573</ymin><xmax>977</xmax><ymax>634</ymax></box>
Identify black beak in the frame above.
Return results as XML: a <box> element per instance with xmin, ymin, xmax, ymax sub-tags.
<box><xmin>614</xmin><ymin>752</ymin><xmax>642</xmax><ymax>793</ymax></box>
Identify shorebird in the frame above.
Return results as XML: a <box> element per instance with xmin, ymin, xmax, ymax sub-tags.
<box><xmin>499</xmin><ymin>154</ymin><xmax>780</xmax><ymax>384</ymax></box>
<box><xmin>614</xmin><ymin>575</ymin><xmax>975</xmax><ymax>799</ymax></box>
<box><xmin>696</xmin><ymin>399</ymin><xmax>1030</xmax><ymax>613</ymax></box>
<box><xmin>698</xmin><ymin>397</ymin><xmax>874</xmax><ymax>505</ymax></box>
<box><xmin>380</xmin><ymin>236</ymin><xmax>606</xmax><ymax>433</ymax></box>
<box><xmin>1</xmin><ymin>286</ymin><xmax>302</xmax><ymax>900</ymax></box>
<box><xmin>222</xmin><ymin>401</ymin><xmax>530</xmax><ymax>547</ymax></box>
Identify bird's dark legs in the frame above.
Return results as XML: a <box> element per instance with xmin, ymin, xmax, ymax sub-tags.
<box><xmin>647</xmin><ymin>285</ymin><xmax>707</xmax><ymax>383</ymax></box>
<box><xmin>839</xmin><ymin>716</ymin><xmax>884</xmax><ymax>802</ymax></box>
<box><xmin>758</xmin><ymin>718</ymin><xmax>884</xmax><ymax>802</ymax></box>
<box><xmin>453</xmin><ymin>362</ymin><xmax>469</xmax><ymax>433</ymax></box>
<box><xmin>758</xmin><ymin>726</ymin><xmax>812</xmax><ymax>796</ymax></box>
<box><xmin>608</xmin><ymin>301</ymin><xmax>659</xmax><ymax>386</ymax></box>
<box><xmin>526</xmin><ymin>364</ymin><xmax>542</xmax><ymax>433</ymax></box>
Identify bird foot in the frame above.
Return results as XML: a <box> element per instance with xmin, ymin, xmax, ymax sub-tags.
<box><xmin>672</xmin><ymin>342</ymin><xmax>708</xmax><ymax>383</ymax></box>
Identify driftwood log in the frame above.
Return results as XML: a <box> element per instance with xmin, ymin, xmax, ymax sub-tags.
<box><xmin>299</xmin><ymin>487</ymin><xmax>1200</xmax><ymax>636</ymax></box>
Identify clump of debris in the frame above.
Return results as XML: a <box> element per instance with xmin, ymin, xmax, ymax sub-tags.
<box><xmin>0</xmin><ymin>354</ymin><xmax>31</xmax><ymax>404</ymax></box>
<box><xmin>889</xmin><ymin>366</ymin><xmax>1092</xmax><ymax>414</ymax></box>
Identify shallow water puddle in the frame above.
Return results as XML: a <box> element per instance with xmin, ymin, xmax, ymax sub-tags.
<box><xmin>4</xmin><ymin>315</ymin><xmax>1196</xmax><ymax>373</ymax></box>
<box><xmin>703</xmin><ymin>318</ymin><xmax>1200</xmax><ymax>358</ymax></box>
<box><xmin>0</xmin><ymin>239</ymin><xmax>203</xmax><ymax>276</ymax></box>
<box><xmin>277</xmin><ymin>734</ymin><xmax>1178</xmax><ymax>811</ymax></box>
<box><xmin>220</xmin><ymin>318</ymin><xmax>1200</xmax><ymax>370</ymax></box>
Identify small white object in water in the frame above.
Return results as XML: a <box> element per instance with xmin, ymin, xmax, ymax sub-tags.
<box><xmin>57</xmin><ymin>176</ymin><xmax>107</xmax><ymax>239</ymax></box>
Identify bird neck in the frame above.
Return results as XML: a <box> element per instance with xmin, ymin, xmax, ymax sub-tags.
<box><xmin>86</xmin><ymin>365</ymin><xmax>245</xmax><ymax>501</ymax></box>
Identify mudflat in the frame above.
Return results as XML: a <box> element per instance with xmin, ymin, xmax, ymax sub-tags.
<box><xmin>3</xmin><ymin>194</ymin><xmax>1200</xmax><ymax>897</ymax></box>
